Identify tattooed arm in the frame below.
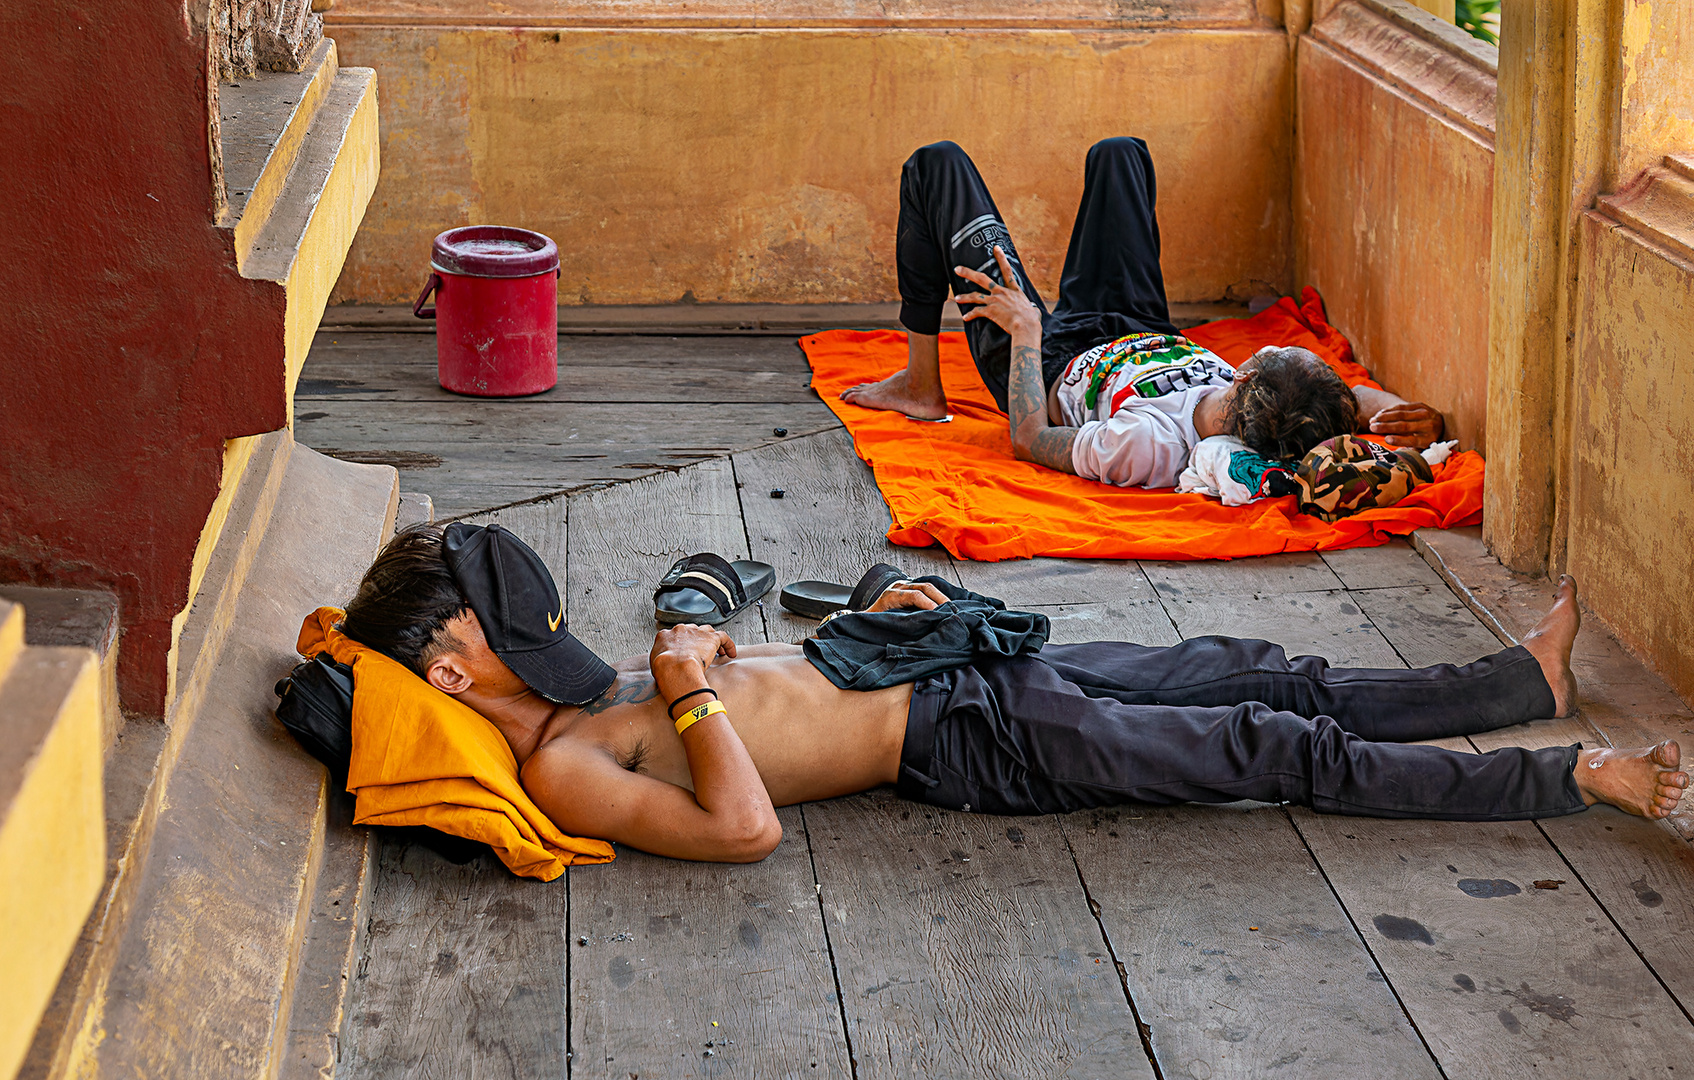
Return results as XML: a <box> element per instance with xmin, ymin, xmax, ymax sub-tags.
<box><xmin>954</xmin><ymin>246</ymin><xmax>1080</xmax><ymax>474</ymax></box>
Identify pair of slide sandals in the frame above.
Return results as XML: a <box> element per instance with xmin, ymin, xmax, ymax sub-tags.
<box><xmin>778</xmin><ymin>563</ymin><xmax>909</xmax><ymax>620</ymax></box>
<box><xmin>653</xmin><ymin>553</ymin><xmax>776</xmax><ymax>626</ymax></box>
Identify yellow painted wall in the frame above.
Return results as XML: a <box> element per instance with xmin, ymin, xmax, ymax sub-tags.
<box><xmin>325</xmin><ymin>26</ymin><xmax>1294</xmax><ymax>306</ymax></box>
<box><xmin>1619</xmin><ymin>0</ymin><xmax>1694</xmax><ymax>183</ymax></box>
<box><xmin>285</xmin><ymin>70</ymin><xmax>382</xmax><ymax>420</ymax></box>
<box><xmin>0</xmin><ymin>645</ymin><xmax>104</xmax><ymax>1080</ymax></box>
<box><xmin>1294</xmin><ymin>1</ymin><xmax>1496</xmax><ymax>454</ymax></box>
<box><xmin>1567</xmin><ymin>213</ymin><xmax>1694</xmax><ymax>704</ymax></box>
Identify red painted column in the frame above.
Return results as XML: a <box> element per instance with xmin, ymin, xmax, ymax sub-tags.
<box><xmin>0</xmin><ymin>1</ymin><xmax>290</xmax><ymax>717</ymax></box>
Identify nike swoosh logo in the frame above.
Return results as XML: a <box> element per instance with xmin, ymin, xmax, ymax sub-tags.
<box><xmin>547</xmin><ymin>607</ymin><xmax>562</xmax><ymax>632</ymax></box>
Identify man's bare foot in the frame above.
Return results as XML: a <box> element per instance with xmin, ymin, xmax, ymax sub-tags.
<box><xmin>1521</xmin><ymin>574</ymin><xmax>1581</xmax><ymax>717</ymax></box>
<box><xmin>839</xmin><ymin>368</ymin><xmax>948</xmax><ymax>420</ymax></box>
<box><xmin>1576</xmin><ymin>741</ymin><xmax>1689</xmax><ymax>818</ymax></box>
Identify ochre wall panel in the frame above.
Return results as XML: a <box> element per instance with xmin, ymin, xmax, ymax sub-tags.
<box><xmin>1295</xmin><ymin>29</ymin><xmax>1493</xmax><ymax>453</ymax></box>
<box><xmin>325</xmin><ymin>28</ymin><xmax>1292</xmax><ymax>306</ymax></box>
<box><xmin>1619</xmin><ymin>0</ymin><xmax>1694</xmax><ymax>184</ymax></box>
<box><xmin>1567</xmin><ymin>214</ymin><xmax>1694</xmax><ymax>705</ymax></box>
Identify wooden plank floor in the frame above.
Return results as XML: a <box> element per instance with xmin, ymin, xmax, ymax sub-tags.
<box><xmin>295</xmin><ymin>330</ymin><xmax>838</xmax><ymax>519</ymax></box>
<box><xmin>321</xmin><ymin>334</ymin><xmax>1694</xmax><ymax>1079</ymax></box>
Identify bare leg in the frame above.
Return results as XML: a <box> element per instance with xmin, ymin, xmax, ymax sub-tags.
<box><xmin>1576</xmin><ymin>740</ymin><xmax>1689</xmax><ymax>818</ymax></box>
<box><xmin>1519</xmin><ymin>574</ymin><xmax>1581</xmax><ymax>717</ymax></box>
<box><xmin>839</xmin><ymin>332</ymin><xmax>948</xmax><ymax>420</ymax></box>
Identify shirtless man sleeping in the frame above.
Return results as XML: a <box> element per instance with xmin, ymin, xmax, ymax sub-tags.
<box><xmin>334</xmin><ymin>522</ymin><xmax>1687</xmax><ymax>863</ymax></box>
<box><xmin>841</xmin><ymin>139</ymin><xmax>1446</xmax><ymax>485</ymax></box>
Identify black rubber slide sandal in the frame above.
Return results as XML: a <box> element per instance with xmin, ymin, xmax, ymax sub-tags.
<box><xmin>779</xmin><ymin>563</ymin><xmax>909</xmax><ymax>620</ymax></box>
<box><xmin>653</xmin><ymin>552</ymin><xmax>775</xmax><ymax>626</ymax></box>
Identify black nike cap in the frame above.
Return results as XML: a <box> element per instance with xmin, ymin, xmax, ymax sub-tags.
<box><xmin>441</xmin><ymin>522</ymin><xmax>616</xmax><ymax>705</ymax></box>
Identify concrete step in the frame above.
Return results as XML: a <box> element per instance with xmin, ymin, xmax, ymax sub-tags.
<box><xmin>0</xmin><ymin>605</ymin><xmax>104</xmax><ymax>1080</ymax></box>
<box><xmin>217</xmin><ymin>34</ymin><xmax>380</xmax><ymax>421</ymax></box>
<box><xmin>20</xmin><ymin>440</ymin><xmax>399</xmax><ymax>1080</ymax></box>
<box><xmin>220</xmin><ymin>38</ymin><xmax>342</xmax><ymax>264</ymax></box>
<box><xmin>0</xmin><ymin>587</ymin><xmax>122</xmax><ymax>752</ymax></box>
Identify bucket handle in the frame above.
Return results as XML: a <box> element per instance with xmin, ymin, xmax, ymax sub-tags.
<box><xmin>412</xmin><ymin>272</ymin><xmax>441</xmax><ymax>319</ymax></box>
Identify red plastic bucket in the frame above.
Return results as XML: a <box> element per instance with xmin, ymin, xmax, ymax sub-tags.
<box><xmin>413</xmin><ymin>225</ymin><xmax>560</xmax><ymax>396</ymax></box>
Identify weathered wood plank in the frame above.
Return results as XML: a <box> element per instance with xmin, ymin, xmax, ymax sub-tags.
<box><xmin>1292</xmin><ymin>811</ymin><xmax>1694</xmax><ymax>1076</ymax></box>
<box><xmin>339</xmin><ymin>841</ymin><xmax>568</xmax><ymax>1080</ymax></box>
<box><xmin>951</xmin><ymin>556</ymin><xmax>1159</xmax><ymax>606</ymax></box>
<box><xmin>731</xmin><ymin>428</ymin><xmax>953</xmax><ymax>645</ymax></box>
<box><xmin>297</xmin><ymin>401</ymin><xmax>839</xmax><ymax>519</ymax></box>
<box><xmin>296</xmin><ymin>400</ymin><xmax>837</xmax><ymax>446</ymax></box>
<box><xmin>457</xmin><ymin>497</ymin><xmax>567</xmax><ymax>578</ymax></box>
<box><xmin>1064</xmin><ymin>805</ymin><xmax>1441</xmax><ymax>1080</ymax></box>
<box><xmin>1139</xmin><ymin>552</ymin><xmax>1344</xmax><ymax>599</ymax></box>
<box><xmin>1320</xmin><ymin>539</ymin><xmax>1445</xmax><ymax>591</ymax></box>
<box><xmin>806</xmin><ymin>791</ymin><xmax>1154</xmax><ymax>1080</ymax></box>
<box><xmin>1057</xmin><ymin>578</ymin><xmax>1440</xmax><ymax>1078</ymax></box>
<box><xmin>562</xmin><ymin>460</ymin><xmax>851</xmax><ymax>1076</ymax></box>
<box><xmin>1355</xmin><ymin>581</ymin><xmax>1694</xmax><ymax>1031</ymax></box>
<box><xmin>1161</xmin><ymin>590</ymin><xmax>1405</xmax><ymax>668</ymax></box>
<box><xmin>305</xmin><ymin>330</ymin><xmax>816</xmax><ymax>375</ymax></box>
<box><xmin>299</xmin><ymin>364</ymin><xmax>821</xmax><ymax>403</ymax></box>
<box><xmin>565</xmin><ymin>459</ymin><xmax>765</xmax><ymax>663</ymax></box>
<box><xmin>299</xmin><ymin>333</ymin><xmax>818</xmax><ymax>403</ymax></box>
<box><xmin>1019</xmin><ymin>601</ymin><xmax>1180</xmax><ymax>647</ymax></box>
<box><xmin>1279</xmin><ymin>579</ymin><xmax>1694</xmax><ymax>1076</ymax></box>
<box><xmin>568</xmin><ymin>806</ymin><xmax>851</xmax><ymax>1080</ymax></box>
<box><xmin>946</xmin><ymin>556</ymin><xmax>1174</xmax><ymax>646</ymax></box>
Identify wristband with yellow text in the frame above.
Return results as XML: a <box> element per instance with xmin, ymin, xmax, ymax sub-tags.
<box><xmin>666</xmin><ymin>686</ymin><xmax>717</xmax><ymax>719</ymax></box>
<box><xmin>674</xmin><ymin>699</ymin><xmax>726</xmax><ymax>736</ymax></box>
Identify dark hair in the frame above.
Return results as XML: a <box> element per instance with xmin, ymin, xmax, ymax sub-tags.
<box><xmin>1225</xmin><ymin>347</ymin><xmax>1359</xmax><ymax>461</ymax></box>
<box><xmin>339</xmin><ymin>524</ymin><xmax>469</xmax><ymax>677</ymax></box>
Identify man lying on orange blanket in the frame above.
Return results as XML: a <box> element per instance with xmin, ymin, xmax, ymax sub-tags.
<box><xmin>333</xmin><ymin>522</ymin><xmax>1686</xmax><ymax>864</ymax></box>
<box><xmin>841</xmin><ymin>139</ymin><xmax>1445</xmax><ymax>486</ymax></box>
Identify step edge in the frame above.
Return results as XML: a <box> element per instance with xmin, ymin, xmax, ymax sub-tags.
<box><xmin>0</xmin><ymin>647</ymin><xmax>104</xmax><ymax>1080</ymax></box>
<box><xmin>266</xmin><ymin>774</ymin><xmax>332</xmax><ymax>1079</ymax></box>
<box><xmin>0</xmin><ymin>600</ymin><xmax>23</xmax><ymax>684</ymax></box>
<box><xmin>241</xmin><ymin>66</ymin><xmax>377</xmax><ymax>287</ymax></box>
<box><xmin>168</xmin><ymin>431</ymin><xmax>296</xmax><ymax>733</ymax></box>
<box><xmin>18</xmin><ymin>719</ymin><xmax>168</xmax><ymax>1080</ymax></box>
<box><xmin>276</xmin><ymin>482</ymin><xmax>401</xmax><ymax>1080</ymax></box>
<box><xmin>225</xmin><ymin>38</ymin><xmax>340</xmax><ymax>261</ymax></box>
<box><xmin>19</xmin><ymin>431</ymin><xmax>294</xmax><ymax>1079</ymax></box>
<box><xmin>277</xmin><ymin>795</ymin><xmax>376</xmax><ymax>1080</ymax></box>
<box><xmin>36</xmin><ymin>449</ymin><xmax>398</xmax><ymax>1079</ymax></box>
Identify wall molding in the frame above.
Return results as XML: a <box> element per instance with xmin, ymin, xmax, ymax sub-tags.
<box><xmin>1306</xmin><ymin>0</ymin><xmax>1495</xmax><ymax>143</ymax></box>
<box><xmin>324</xmin><ymin>0</ymin><xmax>1270</xmax><ymax>30</ymax></box>
<box><xmin>1595</xmin><ymin>153</ymin><xmax>1694</xmax><ymax>269</ymax></box>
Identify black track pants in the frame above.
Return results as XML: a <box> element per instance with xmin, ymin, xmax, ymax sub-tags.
<box><xmin>895</xmin><ymin>138</ymin><xmax>1179</xmax><ymax>411</ymax></box>
<box><xmin>896</xmin><ymin>638</ymin><xmax>1585</xmax><ymax>821</ymax></box>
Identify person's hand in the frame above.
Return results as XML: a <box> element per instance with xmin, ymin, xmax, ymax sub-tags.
<box><xmin>954</xmin><ymin>247</ymin><xmax>1041</xmax><ymax>339</ymax></box>
<box><xmin>650</xmin><ymin>623</ymin><xmax>737</xmax><ymax>678</ymax></box>
<box><xmin>1368</xmin><ymin>402</ymin><xmax>1445</xmax><ymax>449</ymax></box>
<box><xmin>863</xmin><ymin>580</ymin><xmax>951</xmax><ymax>613</ymax></box>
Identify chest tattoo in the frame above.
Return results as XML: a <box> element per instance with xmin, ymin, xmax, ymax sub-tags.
<box><xmin>579</xmin><ymin>677</ymin><xmax>659</xmax><ymax>716</ymax></box>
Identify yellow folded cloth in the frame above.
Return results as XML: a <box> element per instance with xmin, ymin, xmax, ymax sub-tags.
<box><xmin>298</xmin><ymin>607</ymin><xmax>614</xmax><ymax>880</ymax></box>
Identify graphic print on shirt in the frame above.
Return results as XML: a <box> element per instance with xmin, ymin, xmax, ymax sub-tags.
<box><xmin>950</xmin><ymin>214</ymin><xmax>1025</xmax><ymax>288</ymax></box>
<box><xmin>1060</xmin><ymin>333</ymin><xmax>1237</xmax><ymax>416</ymax></box>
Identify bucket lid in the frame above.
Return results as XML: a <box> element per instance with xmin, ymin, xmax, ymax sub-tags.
<box><xmin>431</xmin><ymin>225</ymin><xmax>559</xmax><ymax>278</ymax></box>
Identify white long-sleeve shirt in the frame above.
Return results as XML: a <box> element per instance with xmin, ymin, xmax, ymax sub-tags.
<box><xmin>1051</xmin><ymin>333</ymin><xmax>1237</xmax><ymax>489</ymax></box>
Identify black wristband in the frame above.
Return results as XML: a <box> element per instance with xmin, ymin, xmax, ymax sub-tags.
<box><xmin>667</xmin><ymin>686</ymin><xmax>717</xmax><ymax>719</ymax></box>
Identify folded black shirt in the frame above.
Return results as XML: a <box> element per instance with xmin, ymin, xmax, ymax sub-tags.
<box><xmin>802</xmin><ymin>576</ymin><xmax>1050</xmax><ymax>691</ymax></box>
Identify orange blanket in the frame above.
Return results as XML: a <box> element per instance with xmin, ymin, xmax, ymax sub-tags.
<box><xmin>802</xmin><ymin>289</ymin><xmax>1483</xmax><ymax>561</ymax></box>
<box><xmin>299</xmin><ymin>608</ymin><xmax>614</xmax><ymax>880</ymax></box>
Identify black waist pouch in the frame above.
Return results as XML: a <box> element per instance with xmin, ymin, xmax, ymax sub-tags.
<box><xmin>275</xmin><ymin>652</ymin><xmax>488</xmax><ymax>865</ymax></box>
